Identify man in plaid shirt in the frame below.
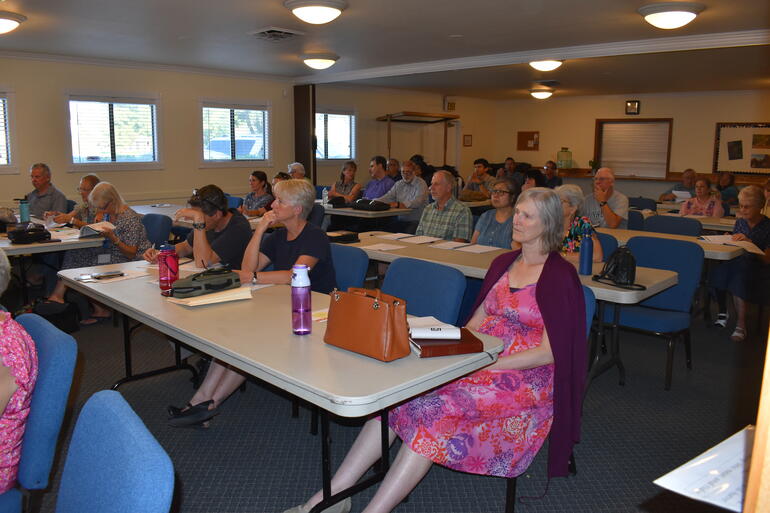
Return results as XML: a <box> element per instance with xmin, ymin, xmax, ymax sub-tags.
<box><xmin>416</xmin><ymin>170</ymin><xmax>473</xmax><ymax>242</ymax></box>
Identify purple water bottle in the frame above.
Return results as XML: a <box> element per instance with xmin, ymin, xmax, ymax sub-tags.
<box><xmin>291</xmin><ymin>264</ymin><xmax>312</xmax><ymax>335</ymax></box>
<box><xmin>579</xmin><ymin>232</ymin><xmax>594</xmax><ymax>276</ymax></box>
<box><xmin>158</xmin><ymin>244</ymin><xmax>179</xmax><ymax>296</ymax></box>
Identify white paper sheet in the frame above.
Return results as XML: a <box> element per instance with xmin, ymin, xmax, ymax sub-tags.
<box><xmin>377</xmin><ymin>233</ymin><xmax>415</xmax><ymax>240</ymax></box>
<box><xmin>672</xmin><ymin>190</ymin><xmax>692</xmax><ymax>202</ymax></box>
<box><xmin>700</xmin><ymin>235</ymin><xmax>764</xmax><ymax>255</ymax></box>
<box><xmin>399</xmin><ymin>235</ymin><xmax>441</xmax><ymax>244</ymax></box>
<box><xmin>362</xmin><ymin>243</ymin><xmax>406</xmax><ymax>251</ymax></box>
<box><xmin>653</xmin><ymin>426</ymin><xmax>753</xmax><ymax>512</ymax></box>
<box><xmin>49</xmin><ymin>228</ymin><xmax>82</xmax><ymax>241</ymax></box>
<box><xmin>455</xmin><ymin>244</ymin><xmax>500</xmax><ymax>254</ymax></box>
<box><xmin>430</xmin><ymin>241</ymin><xmax>470</xmax><ymax>250</ymax></box>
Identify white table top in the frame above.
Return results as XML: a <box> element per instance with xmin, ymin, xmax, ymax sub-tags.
<box><xmin>351</xmin><ymin>232</ymin><xmax>678</xmax><ymax>304</ymax></box>
<box><xmin>130</xmin><ymin>203</ymin><xmax>185</xmax><ymax>218</ymax></box>
<box><xmin>0</xmin><ymin>232</ymin><xmax>103</xmax><ymax>256</ymax></box>
<box><xmin>597</xmin><ymin>227</ymin><xmax>744</xmax><ymax>261</ymax></box>
<box><xmin>658</xmin><ymin>213</ymin><xmax>736</xmax><ymax>232</ymax></box>
<box><xmin>58</xmin><ymin>261</ymin><xmax>504</xmax><ymax>417</ymax></box>
<box><xmin>323</xmin><ymin>205</ymin><xmax>413</xmax><ymax>218</ymax></box>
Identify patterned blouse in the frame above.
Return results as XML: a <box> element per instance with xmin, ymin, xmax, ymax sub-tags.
<box><xmin>680</xmin><ymin>197</ymin><xmax>723</xmax><ymax>217</ymax></box>
<box><xmin>72</xmin><ymin>203</ymin><xmax>98</xmax><ymax>225</ymax></box>
<box><xmin>334</xmin><ymin>180</ymin><xmax>358</xmax><ymax>197</ymax></box>
<box><xmin>243</xmin><ymin>192</ymin><xmax>273</xmax><ymax>212</ymax></box>
<box><xmin>561</xmin><ymin>216</ymin><xmax>594</xmax><ymax>254</ymax></box>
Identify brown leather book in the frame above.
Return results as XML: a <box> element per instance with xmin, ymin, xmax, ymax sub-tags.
<box><xmin>410</xmin><ymin>327</ymin><xmax>484</xmax><ymax>358</ymax></box>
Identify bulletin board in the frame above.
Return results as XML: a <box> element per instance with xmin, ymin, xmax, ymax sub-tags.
<box><xmin>713</xmin><ymin>122</ymin><xmax>770</xmax><ymax>175</ymax></box>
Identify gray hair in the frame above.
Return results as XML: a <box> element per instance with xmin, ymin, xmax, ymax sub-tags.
<box><xmin>555</xmin><ymin>184</ymin><xmax>584</xmax><ymax>210</ymax></box>
<box><xmin>288</xmin><ymin>162</ymin><xmax>305</xmax><ymax>177</ymax></box>
<box><xmin>739</xmin><ymin>185</ymin><xmax>764</xmax><ymax>209</ymax></box>
<box><xmin>490</xmin><ymin>177</ymin><xmax>519</xmax><ymax>206</ymax></box>
<box><xmin>516</xmin><ymin>187</ymin><xmax>564</xmax><ymax>253</ymax></box>
<box><xmin>30</xmin><ymin>162</ymin><xmax>51</xmax><ymax>177</ymax></box>
<box><xmin>274</xmin><ymin>179</ymin><xmax>315</xmax><ymax>219</ymax></box>
<box><xmin>89</xmin><ymin>182</ymin><xmax>127</xmax><ymax>211</ymax></box>
<box><xmin>0</xmin><ymin>249</ymin><xmax>10</xmax><ymax>295</ymax></box>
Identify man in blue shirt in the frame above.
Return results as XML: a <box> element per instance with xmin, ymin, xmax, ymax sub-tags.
<box><xmin>659</xmin><ymin>168</ymin><xmax>696</xmax><ymax>202</ymax></box>
<box><xmin>26</xmin><ymin>163</ymin><xmax>68</xmax><ymax>218</ymax></box>
<box><xmin>362</xmin><ymin>156</ymin><xmax>395</xmax><ymax>199</ymax></box>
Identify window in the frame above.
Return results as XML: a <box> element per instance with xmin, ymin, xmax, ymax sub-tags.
<box><xmin>69</xmin><ymin>96</ymin><xmax>158</xmax><ymax>165</ymax></box>
<box><xmin>0</xmin><ymin>96</ymin><xmax>9</xmax><ymax>167</ymax></box>
<box><xmin>595</xmin><ymin>119</ymin><xmax>672</xmax><ymax>178</ymax></box>
<box><xmin>202</xmin><ymin>104</ymin><xmax>269</xmax><ymax>162</ymax></box>
<box><xmin>316</xmin><ymin>111</ymin><xmax>355</xmax><ymax>160</ymax></box>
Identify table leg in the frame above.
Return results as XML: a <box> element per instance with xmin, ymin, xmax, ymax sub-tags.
<box><xmin>586</xmin><ymin>302</ymin><xmax>626</xmax><ymax>386</ymax></box>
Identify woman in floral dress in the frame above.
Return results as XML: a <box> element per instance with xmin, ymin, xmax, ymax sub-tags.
<box><xmin>285</xmin><ymin>188</ymin><xmax>587</xmax><ymax>513</ymax></box>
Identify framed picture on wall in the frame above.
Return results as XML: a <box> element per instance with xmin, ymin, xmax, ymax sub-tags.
<box><xmin>463</xmin><ymin>134</ymin><xmax>472</xmax><ymax>147</ymax></box>
<box><xmin>713</xmin><ymin>122</ymin><xmax>770</xmax><ymax>175</ymax></box>
<box><xmin>625</xmin><ymin>100</ymin><xmax>640</xmax><ymax>115</ymax></box>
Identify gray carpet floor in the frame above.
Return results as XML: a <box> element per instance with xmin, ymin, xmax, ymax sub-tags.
<box><xmin>31</xmin><ymin>307</ymin><xmax>769</xmax><ymax>513</ymax></box>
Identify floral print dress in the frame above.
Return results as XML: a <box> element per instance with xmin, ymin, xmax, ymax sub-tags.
<box><xmin>389</xmin><ymin>273</ymin><xmax>553</xmax><ymax>478</ymax></box>
<box><xmin>561</xmin><ymin>216</ymin><xmax>594</xmax><ymax>254</ymax></box>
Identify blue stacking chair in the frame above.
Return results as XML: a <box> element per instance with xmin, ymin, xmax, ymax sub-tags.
<box><xmin>65</xmin><ymin>199</ymin><xmax>76</xmax><ymax>213</ymax></box>
<box><xmin>382</xmin><ymin>258</ymin><xmax>466</xmax><ymax>325</ymax></box>
<box><xmin>644</xmin><ymin>215</ymin><xmax>702</xmax><ymax>236</ymax></box>
<box><xmin>308</xmin><ymin>203</ymin><xmax>325</xmax><ymax>228</ymax></box>
<box><xmin>627</xmin><ymin>210</ymin><xmax>645</xmax><ymax>230</ymax></box>
<box><xmin>315</xmin><ymin>185</ymin><xmax>325</xmax><ymax>200</ymax></box>
<box><xmin>604</xmin><ymin>236</ymin><xmax>704</xmax><ymax>389</ymax></box>
<box><xmin>629</xmin><ymin>197</ymin><xmax>657</xmax><ymax>211</ymax></box>
<box><xmin>141</xmin><ymin>213</ymin><xmax>172</xmax><ymax>248</ymax></box>
<box><xmin>226</xmin><ymin>195</ymin><xmax>244</xmax><ymax>209</ymax></box>
<box><xmin>330</xmin><ymin>244</ymin><xmax>368</xmax><ymax>292</ymax></box>
<box><xmin>596</xmin><ymin>232</ymin><xmax>618</xmax><ymax>262</ymax></box>
<box><xmin>0</xmin><ymin>314</ymin><xmax>77</xmax><ymax>513</ymax></box>
<box><xmin>54</xmin><ymin>391</ymin><xmax>174</xmax><ymax>513</ymax></box>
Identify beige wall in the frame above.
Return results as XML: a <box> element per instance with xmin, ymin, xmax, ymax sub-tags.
<box><xmin>0</xmin><ymin>57</ymin><xmax>294</xmax><ymax>207</ymax></box>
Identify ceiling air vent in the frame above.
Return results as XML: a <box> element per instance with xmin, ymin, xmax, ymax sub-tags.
<box><xmin>252</xmin><ymin>27</ymin><xmax>305</xmax><ymax>42</ymax></box>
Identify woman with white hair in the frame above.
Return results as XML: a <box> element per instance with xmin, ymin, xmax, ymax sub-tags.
<box><xmin>710</xmin><ymin>185</ymin><xmax>770</xmax><ymax>342</ymax></box>
<box><xmin>555</xmin><ymin>184</ymin><xmax>603</xmax><ymax>263</ymax></box>
<box><xmin>0</xmin><ymin>250</ymin><xmax>38</xmax><ymax>493</ymax></box>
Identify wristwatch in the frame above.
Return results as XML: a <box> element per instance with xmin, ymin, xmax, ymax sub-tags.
<box><xmin>192</xmin><ymin>221</ymin><xmax>206</xmax><ymax>230</ymax></box>
<box><xmin>599</xmin><ymin>201</ymin><xmax>608</xmax><ymax>207</ymax></box>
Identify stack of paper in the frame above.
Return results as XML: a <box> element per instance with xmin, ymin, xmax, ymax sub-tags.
<box><xmin>400</xmin><ymin>235</ymin><xmax>441</xmax><ymax>244</ymax></box>
<box><xmin>167</xmin><ymin>286</ymin><xmax>253</xmax><ymax>307</ymax></box>
<box><xmin>700</xmin><ymin>235</ymin><xmax>764</xmax><ymax>255</ymax></box>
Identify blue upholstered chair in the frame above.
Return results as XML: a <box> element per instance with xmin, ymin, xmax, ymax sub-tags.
<box><xmin>308</xmin><ymin>203</ymin><xmax>325</xmax><ymax>228</ymax></box>
<box><xmin>644</xmin><ymin>215</ymin><xmax>702</xmax><ymax>237</ymax></box>
<box><xmin>65</xmin><ymin>199</ymin><xmax>76</xmax><ymax>213</ymax></box>
<box><xmin>628</xmin><ymin>197</ymin><xmax>656</xmax><ymax>211</ymax></box>
<box><xmin>627</xmin><ymin>210</ymin><xmax>645</xmax><ymax>231</ymax></box>
<box><xmin>226</xmin><ymin>195</ymin><xmax>244</xmax><ymax>209</ymax></box>
<box><xmin>604</xmin><ymin>236</ymin><xmax>704</xmax><ymax>390</ymax></box>
<box><xmin>0</xmin><ymin>314</ymin><xmax>77</xmax><ymax>513</ymax></box>
<box><xmin>330</xmin><ymin>244</ymin><xmax>368</xmax><ymax>292</ymax></box>
<box><xmin>54</xmin><ymin>391</ymin><xmax>174</xmax><ymax>513</ymax></box>
<box><xmin>596</xmin><ymin>232</ymin><xmax>618</xmax><ymax>262</ymax></box>
<box><xmin>141</xmin><ymin>213</ymin><xmax>172</xmax><ymax>248</ymax></box>
<box><xmin>382</xmin><ymin>258</ymin><xmax>466</xmax><ymax>325</ymax></box>
<box><xmin>315</xmin><ymin>185</ymin><xmax>325</xmax><ymax>200</ymax></box>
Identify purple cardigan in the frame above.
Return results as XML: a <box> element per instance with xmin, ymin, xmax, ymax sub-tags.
<box><xmin>466</xmin><ymin>250</ymin><xmax>587</xmax><ymax>478</ymax></box>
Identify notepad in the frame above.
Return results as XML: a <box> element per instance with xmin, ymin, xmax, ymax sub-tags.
<box><xmin>430</xmin><ymin>241</ymin><xmax>470</xmax><ymax>250</ymax></box>
<box><xmin>700</xmin><ymin>235</ymin><xmax>764</xmax><ymax>255</ymax></box>
<box><xmin>455</xmin><ymin>244</ymin><xmax>500</xmax><ymax>254</ymax></box>
<box><xmin>399</xmin><ymin>235</ymin><xmax>441</xmax><ymax>244</ymax></box>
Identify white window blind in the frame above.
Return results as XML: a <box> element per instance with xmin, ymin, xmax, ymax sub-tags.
<box><xmin>0</xmin><ymin>96</ymin><xmax>9</xmax><ymax>166</ymax></box>
<box><xmin>202</xmin><ymin>104</ymin><xmax>269</xmax><ymax>161</ymax></box>
<box><xmin>315</xmin><ymin>111</ymin><xmax>356</xmax><ymax>160</ymax></box>
<box><xmin>69</xmin><ymin>97</ymin><xmax>157</xmax><ymax>164</ymax></box>
<box><xmin>599</xmin><ymin>121</ymin><xmax>671</xmax><ymax>178</ymax></box>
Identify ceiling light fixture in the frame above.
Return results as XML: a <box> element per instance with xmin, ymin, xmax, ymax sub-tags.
<box><xmin>0</xmin><ymin>11</ymin><xmax>26</xmax><ymax>35</ymax></box>
<box><xmin>529</xmin><ymin>60</ymin><xmax>563</xmax><ymax>72</ymax></box>
<box><xmin>530</xmin><ymin>89</ymin><xmax>553</xmax><ymax>100</ymax></box>
<box><xmin>284</xmin><ymin>0</ymin><xmax>347</xmax><ymax>25</ymax></box>
<box><xmin>637</xmin><ymin>2</ymin><xmax>705</xmax><ymax>29</ymax></box>
<box><xmin>302</xmin><ymin>53</ymin><xmax>339</xmax><ymax>70</ymax></box>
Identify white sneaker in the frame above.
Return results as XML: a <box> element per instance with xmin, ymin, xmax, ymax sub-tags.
<box><xmin>714</xmin><ymin>313</ymin><xmax>728</xmax><ymax>328</ymax></box>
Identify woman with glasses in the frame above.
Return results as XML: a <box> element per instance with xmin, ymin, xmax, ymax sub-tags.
<box><xmin>555</xmin><ymin>184</ymin><xmax>604</xmax><ymax>263</ymax></box>
<box><xmin>44</xmin><ymin>174</ymin><xmax>101</xmax><ymax>228</ymax></box>
<box><xmin>470</xmin><ymin>178</ymin><xmax>519</xmax><ymax>248</ymax></box>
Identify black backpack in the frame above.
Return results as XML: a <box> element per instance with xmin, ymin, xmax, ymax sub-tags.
<box><xmin>351</xmin><ymin>199</ymin><xmax>390</xmax><ymax>211</ymax></box>
<box><xmin>592</xmin><ymin>246</ymin><xmax>646</xmax><ymax>290</ymax></box>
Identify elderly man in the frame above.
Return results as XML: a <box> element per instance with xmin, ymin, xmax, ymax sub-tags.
<box><xmin>362</xmin><ymin>156</ymin><xmax>395</xmax><ymax>200</ymax></box>
<box><xmin>386</xmin><ymin>158</ymin><xmax>402</xmax><ymax>182</ymax></box>
<box><xmin>287</xmin><ymin>162</ymin><xmax>311</xmax><ymax>183</ymax></box>
<box><xmin>26</xmin><ymin>163</ymin><xmax>68</xmax><ymax>218</ymax></box>
<box><xmin>376</xmin><ymin>159</ymin><xmax>429</xmax><ymax>232</ymax></box>
<box><xmin>461</xmin><ymin>158</ymin><xmax>494</xmax><ymax>200</ymax></box>
<box><xmin>581</xmin><ymin>167</ymin><xmax>629</xmax><ymax>229</ymax></box>
<box><xmin>416</xmin><ymin>170</ymin><xmax>473</xmax><ymax>242</ymax></box>
<box><xmin>659</xmin><ymin>168</ymin><xmax>697</xmax><ymax>202</ymax></box>
<box><xmin>543</xmin><ymin>160</ymin><xmax>562</xmax><ymax>188</ymax></box>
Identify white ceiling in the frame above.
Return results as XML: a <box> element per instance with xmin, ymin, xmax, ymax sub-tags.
<box><xmin>0</xmin><ymin>0</ymin><xmax>767</xmax><ymax>98</ymax></box>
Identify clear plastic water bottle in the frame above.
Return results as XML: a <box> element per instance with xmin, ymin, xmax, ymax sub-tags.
<box><xmin>158</xmin><ymin>244</ymin><xmax>179</xmax><ymax>296</ymax></box>
<box><xmin>579</xmin><ymin>234</ymin><xmax>594</xmax><ymax>276</ymax></box>
<box><xmin>321</xmin><ymin>187</ymin><xmax>329</xmax><ymax>206</ymax></box>
<box><xmin>291</xmin><ymin>264</ymin><xmax>312</xmax><ymax>335</ymax></box>
<box><xmin>18</xmin><ymin>199</ymin><xmax>30</xmax><ymax>223</ymax></box>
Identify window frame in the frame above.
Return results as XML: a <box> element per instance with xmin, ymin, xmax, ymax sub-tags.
<box><xmin>315</xmin><ymin>107</ymin><xmax>356</xmax><ymax>162</ymax></box>
<box><xmin>65</xmin><ymin>91</ymin><xmax>163</xmax><ymax>172</ymax></box>
<box><xmin>593</xmin><ymin>118</ymin><xmax>673</xmax><ymax>180</ymax></box>
<box><xmin>0</xmin><ymin>88</ymin><xmax>17</xmax><ymax>175</ymax></box>
<box><xmin>198</xmin><ymin>98</ymin><xmax>272</xmax><ymax>169</ymax></box>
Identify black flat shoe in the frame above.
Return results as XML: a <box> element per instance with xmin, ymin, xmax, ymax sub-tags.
<box><xmin>167</xmin><ymin>403</ymin><xmax>192</xmax><ymax>418</ymax></box>
<box><xmin>168</xmin><ymin>400</ymin><xmax>218</xmax><ymax>427</ymax></box>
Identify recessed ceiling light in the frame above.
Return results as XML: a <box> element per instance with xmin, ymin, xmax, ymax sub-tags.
<box><xmin>284</xmin><ymin>0</ymin><xmax>347</xmax><ymax>25</ymax></box>
<box><xmin>530</xmin><ymin>89</ymin><xmax>554</xmax><ymax>100</ymax></box>
<box><xmin>637</xmin><ymin>2</ymin><xmax>705</xmax><ymax>29</ymax></box>
<box><xmin>529</xmin><ymin>60</ymin><xmax>563</xmax><ymax>72</ymax></box>
<box><xmin>0</xmin><ymin>11</ymin><xmax>26</xmax><ymax>35</ymax></box>
<box><xmin>302</xmin><ymin>53</ymin><xmax>339</xmax><ymax>70</ymax></box>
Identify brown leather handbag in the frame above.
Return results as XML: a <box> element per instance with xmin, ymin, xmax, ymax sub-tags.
<box><xmin>323</xmin><ymin>288</ymin><xmax>410</xmax><ymax>362</ymax></box>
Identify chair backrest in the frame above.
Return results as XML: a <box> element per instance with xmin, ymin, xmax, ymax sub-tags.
<box><xmin>54</xmin><ymin>391</ymin><xmax>174</xmax><ymax>513</ymax></box>
<box><xmin>227</xmin><ymin>195</ymin><xmax>244</xmax><ymax>209</ymax></box>
<box><xmin>141</xmin><ymin>214</ymin><xmax>172</xmax><ymax>248</ymax></box>
<box><xmin>331</xmin><ymin>244</ymin><xmax>368</xmax><ymax>292</ymax></box>
<box><xmin>629</xmin><ymin>197</ymin><xmax>656</xmax><ymax>211</ymax></box>
<box><xmin>308</xmin><ymin>203</ymin><xmax>325</xmax><ymax>228</ymax></box>
<box><xmin>15</xmin><ymin>314</ymin><xmax>77</xmax><ymax>491</ymax></box>
<box><xmin>315</xmin><ymin>185</ymin><xmax>325</xmax><ymax>200</ymax></box>
<box><xmin>382</xmin><ymin>258</ymin><xmax>466</xmax><ymax>325</ymax></box>
<box><xmin>644</xmin><ymin>215</ymin><xmax>702</xmax><ymax>236</ymax></box>
<box><xmin>627</xmin><ymin>210</ymin><xmax>645</xmax><ymax>231</ymax></box>
<box><xmin>65</xmin><ymin>199</ymin><xmax>76</xmax><ymax>213</ymax></box>
<box><xmin>721</xmin><ymin>201</ymin><xmax>730</xmax><ymax>217</ymax></box>
<box><xmin>596</xmin><ymin>232</ymin><xmax>618</xmax><ymax>262</ymax></box>
<box><xmin>582</xmin><ymin>286</ymin><xmax>596</xmax><ymax>339</ymax></box>
<box><xmin>626</xmin><ymin>236</ymin><xmax>704</xmax><ymax>313</ymax></box>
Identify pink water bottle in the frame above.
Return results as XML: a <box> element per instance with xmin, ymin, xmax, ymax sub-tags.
<box><xmin>158</xmin><ymin>244</ymin><xmax>179</xmax><ymax>296</ymax></box>
<box><xmin>291</xmin><ymin>264</ymin><xmax>312</xmax><ymax>335</ymax></box>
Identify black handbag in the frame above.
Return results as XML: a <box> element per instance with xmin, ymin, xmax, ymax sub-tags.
<box><xmin>592</xmin><ymin>246</ymin><xmax>646</xmax><ymax>290</ymax></box>
<box><xmin>7</xmin><ymin>223</ymin><xmax>51</xmax><ymax>244</ymax></box>
<box><xmin>352</xmin><ymin>199</ymin><xmax>390</xmax><ymax>211</ymax></box>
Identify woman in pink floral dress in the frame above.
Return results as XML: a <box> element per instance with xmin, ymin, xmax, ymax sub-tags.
<box><xmin>285</xmin><ymin>188</ymin><xmax>587</xmax><ymax>513</ymax></box>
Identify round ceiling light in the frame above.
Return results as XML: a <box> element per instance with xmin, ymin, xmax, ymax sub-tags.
<box><xmin>530</xmin><ymin>89</ymin><xmax>554</xmax><ymax>100</ymax></box>
<box><xmin>637</xmin><ymin>2</ymin><xmax>705</xmax><ymax>29</ymax></box>
<box><xmin>529</xmin><ymin>60</ymin><xmax>563</xmax><ymax>72</ymax></box>
<box><xmin>0</xmin><ymin>11</ymin><xmax>27</xmax><ymax>35</ymax></box>
<box><xmin>302</xmin><ymin>53</ymin><xmax>339</xmax><ymax>70</ymax></box>
<box><xmin>284</xmin><ymin>0</ymin><xmax>347</xmax><ymax>24</ymax></box>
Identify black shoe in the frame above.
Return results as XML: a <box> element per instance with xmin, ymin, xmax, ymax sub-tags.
<box><xmin>167</xmin><ymin>403</ymin><xmax>192</xmax><ymax>418</ymax></box>
<box><xmin>34</xmin><ymin>299</ymin><xmax>69</xmax><ymax>315</ymax></box>
<box><xmin>168</xmin><ymin>400</ymin><xmax>218</xmax><ymax>427</ymax></box>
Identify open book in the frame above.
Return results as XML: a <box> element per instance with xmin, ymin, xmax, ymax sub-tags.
<box><xmin>699</xmin><ymin>234</ymin><xmax>764</xmax><ymax>255</ymax></box>
<box><xmin>79</xmin><ymin>221</ymin><xmax>116</xmax><ymax>238</ymax></box>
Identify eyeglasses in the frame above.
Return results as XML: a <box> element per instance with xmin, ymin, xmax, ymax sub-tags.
<box><xmin>490</xmin><ymin>189</ymin><xmax>511</xmax><ymax>196</ymax></box>
<box><xmin>76</xmin><ymin>187</ymin><xmax>92</xmax><ymax>193</ymax></box>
